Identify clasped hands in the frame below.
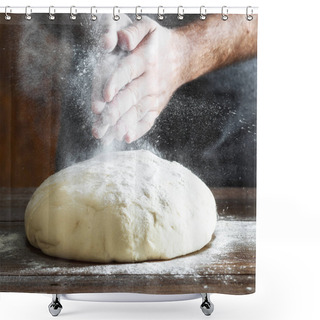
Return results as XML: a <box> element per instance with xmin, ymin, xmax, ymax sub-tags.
<box><xmin>91</xmin><ymin>15</ymin><xmax>183</xmax><ymax>145</ymax></box>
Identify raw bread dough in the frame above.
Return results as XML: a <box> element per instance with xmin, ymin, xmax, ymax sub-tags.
<box><xmin>25</xmin><ymin>150</ymin><xmax>217</xmax><ymax>263</ymax></box>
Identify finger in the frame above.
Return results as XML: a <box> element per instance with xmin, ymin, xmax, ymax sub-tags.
<box><xmin>103</xmin><ymin>53</ymin><xmax>145</xmax><ymax>102</ymax></box>
<box><xmin>101</xmin><ymin>126</ymin><xmax>116</xmax><ymax>146</ymax></box>
<box><xmin>92</xmin><ymin>118</ymin><xmax>109</xmax><ymax>139</ymax></box>
<box><xmin>92</xmin><ymin>81</ymin><xmax>143</xmax><ymax>139</ymax></box>
<box><xmin>125</xmin><ymin>111</ymin><xmax>159</xmax><ymax>143</ymax></box>
<box><xmin>91</xmin><ymin>100</ymin><xmax>106</xmax><ymax>115</ymax></box>
<box><xmin>113</xmin><ymin>105</ymin><xmax>138</xmax><ymax>141</ymax></box>
<box><xmin>98</xmin><ymin>14</ymin><xmax>132</xmax><ymax>53</ymax></box>
<box><xmin>102</xmin><ymin>75</ymin><xmax>150</xmax><ymax>126</ymax></box>
<box><xmin>116</xmin><ymin>14</ymin><xmax>133</xmax><ymax>29</ymax></box>
<box><xmin>106</xmin><ymin>95</ymin><xmax>158</xmax><ymax>142</ymax></box>
<box><xmin>117</xmin><ymin>17</ymin><xmax>156</xmax><ymax>51</ymax></box>
<box><xmin>91</xmin><ymin>77</ymin><xmax>106</xmax><ymax>114</ymax></box>
<box><xmin>101</xmin><ymin>23</ymin><xmax>118</xmax><ymax>53</ymax></box>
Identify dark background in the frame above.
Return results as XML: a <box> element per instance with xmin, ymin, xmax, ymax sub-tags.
<box><xmin>0</xmin><ymin>14</ymin><xmax>256</xmax><ymax>188</ymax></box>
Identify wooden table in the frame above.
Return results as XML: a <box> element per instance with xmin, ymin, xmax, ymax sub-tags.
<box><xmin>0</xmin><ymin>187</ymin><xmax>255</xmax><ymax>295</ymax></box>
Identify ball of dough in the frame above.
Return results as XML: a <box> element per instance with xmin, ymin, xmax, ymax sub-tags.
<box><xmin>25</xmin><ymin>150</ymin><xmax>217</xmax><ymax>263</ymax></box>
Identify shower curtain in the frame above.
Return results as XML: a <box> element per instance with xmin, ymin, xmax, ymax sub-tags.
<box><xmin>0</xmin><ymin>6</ymin><xmax>257</xmax><ymax>315</ymax></box>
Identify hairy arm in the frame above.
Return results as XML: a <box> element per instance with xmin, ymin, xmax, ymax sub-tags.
<box><xmin>175</xmin><ymin>14</ymin><xmax>258</xmax><ymax>86</ymax></box>
<box><xmin>92</xmin><ymin>15</ymin><xmax>258</xmax><ymax>144</ymax></box>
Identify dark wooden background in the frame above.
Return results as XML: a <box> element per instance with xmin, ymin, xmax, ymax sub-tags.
<box><xmin>0</xmin><ymin>24</ymin><xmax>60</xmax><ymax>188</ymax></box>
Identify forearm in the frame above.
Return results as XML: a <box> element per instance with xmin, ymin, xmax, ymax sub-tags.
<box><xmin>173</xmin><ymin>14</ymin><xmax>258</xmax><ymax>86</ymax></box>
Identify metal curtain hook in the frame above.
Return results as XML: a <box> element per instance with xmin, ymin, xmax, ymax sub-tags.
<box><xmin>177</xmin><ymin>6</ymin><xmax>184</xmax><ymax>20</ymax></box>
<box><xmin>49</xmin><ymin>6</ymin><xmax>55</xmax><ymax>20</ymax></box>
<box><xmin>25</xmin><ymin>6</ymin><xmax>32</xmax><ymax>20</ymax></box>
<box><xmin>246</xmin><ymin>6</ymin><xmax>253</xmax><ymax>21</ymax></box>
<box><xmin>157</xmin><ymin>6</ymin><xmax>164</xmax><ymax>21</ymax></box>
<box><xmin>200</xmin><ymin>6</ymin><xmax>207</xmax><ymax>20</ymax></box>
<box><xmin>135</xmin><ymin>6</ymin><xmax>142</xmax><ymax>20</ymax></box>
<box><xmin>5</xmin><ymin>6</ymin><xmax>11</xmax><ymax>21</ymax></box>
<box><xmin>221</xmin><ymin>6</ymin><xmax>228</xmax><ymax>21</ymax></box>
<box><xmin>91</xmin><ymin>6</ymin><xmax>97</xmax><ymax>21</ymax></box>
<box><xmin>113</xmin><ymin>6</ymin><xmax>120</xmax><ymax>21</ymax></box>
<box><xmin>70</xmin><ymin>6</ymin><xmax>77</xmax><ymax>20</ymax></box>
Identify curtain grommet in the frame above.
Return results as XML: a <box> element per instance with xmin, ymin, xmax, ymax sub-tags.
<box><xmin>70</xmin><ymin>6</ymin><xmax>77</xmax><ymax>20</ymax></box>
<box><xmin>5</xmin><ymin>6</ymin><xmax>12</xmax><ymax>21</ymax></box>
<box><xmin>200</xmin><ymin>6</ymin><xmax>207</xmax><ymax>20</ymax></box>
<box><xmin>91</xmin><ymin>6</ymin><xmax>97</xmax><ymax>21</ymax></box>
<box><xmin>48</xmin><ymin>6</ymin><xmax>55</xmax><ymax>20</ymax></box>
<box><xmin>246</xmin><ymin>6</ymin><xmax>253</xmax><ymax>21</ymax></box>
<box><xmin>135</xmin><ymin>6</ymin><xmax>142</xmax><ymax>20</ymax></box>
<box><xmin>221</xmin><ymin>6</ymin><xmax>228</xmax><ymax>21</ymax></box>
<box><xmin>157</xmin><ymin>6</ymin><xmax>164</xmax><ymax>20</ymax></box>
<box><xmin>177</xmin><ymin>6</ymin><xmax>184</xmax><ymax>20</ymax></box>
<box><xmin>113</xmin><ymin>6</ymin><xmax>120</xmax><ymax>21</ymax></box>
<box><xmin>25</xmin><ymin>6</ymin><xmax>32</xmax><ymax>20</ymax></box>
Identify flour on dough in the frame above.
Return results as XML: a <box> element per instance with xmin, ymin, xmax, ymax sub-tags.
<box><xmin>25</xmin><ymin>150</ymin><xmax>217</xmax><ymax>263</ymax></box>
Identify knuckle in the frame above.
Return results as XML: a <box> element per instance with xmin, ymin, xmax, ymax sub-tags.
<box><xmin>130</xmin><ymin>24</ymin><xmax>140</xmax><ymax>35</ymax></box>
<box><xmin>124</xmin><ymin>25</ymin><xmax>139</xmax><ymax>50</ymax></box>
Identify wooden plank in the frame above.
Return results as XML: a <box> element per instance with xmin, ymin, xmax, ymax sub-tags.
<box><xmin>0</xmin><ymin>274</ymin><xmax>255</xmax><ymax>295</ymax></box>
<box><xmin>0</xmin><ymin>220</ymin><xmax>255</xmax><ymax>295</ymax></box>
<box><xmin>0</xmin><ymin>23</ymin><xmax>60</xmax><ymax>189</ymax></box>
<box><xmin>211</xmin><ymin>188</ymin><xmax>256</xmax><ymax>221</ymax></box>
<box><xmin>0</xmin><ymin>187</ymin><xmax>256</xmax><ymax>222</ymax></box>
<box><xmin>0</xmin><ymin>188</ymin><xmax>35</xmax><ymax>222</ymax></box>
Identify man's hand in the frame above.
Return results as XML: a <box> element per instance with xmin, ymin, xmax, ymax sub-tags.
<box><xmin>92</xmin><ymin>17</ymin><xmax>184</xmax><ymax>145</ymax></box>
<box><xmin>91</xmin><ymin>15</ymin><xmax>257</xmax><ymax>145</ymax></box>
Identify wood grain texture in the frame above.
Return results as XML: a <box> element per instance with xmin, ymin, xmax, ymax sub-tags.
<box><xmin>0</xmin><ymin>24</ymin><xmax>60</xmax><ymax>188</ymax></box>
<box><xmin>0</xmin><ymin>220</ymin><xmax>255</xmax><ymax>295</ymax></box>
<box><xmin>212</xmin><ymin>187</ymin><xmax>256</xmax><ymax>221</ymax></box>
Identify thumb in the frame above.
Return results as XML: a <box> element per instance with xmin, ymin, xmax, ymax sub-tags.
<box><xmin>117</xmin><ymin>17</ymin><xmax>157</xmax><ymax>51</ymax></box>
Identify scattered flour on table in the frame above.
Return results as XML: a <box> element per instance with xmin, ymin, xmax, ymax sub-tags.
<box><xmin>0</xmin><ymin>233</ymin><xmax>20</xmax><ymax>254</ymax></box>
<box><xmin>19</xmin><ymin>220</ymin><xmax>255</xmax><ymax>278</ymax></box>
